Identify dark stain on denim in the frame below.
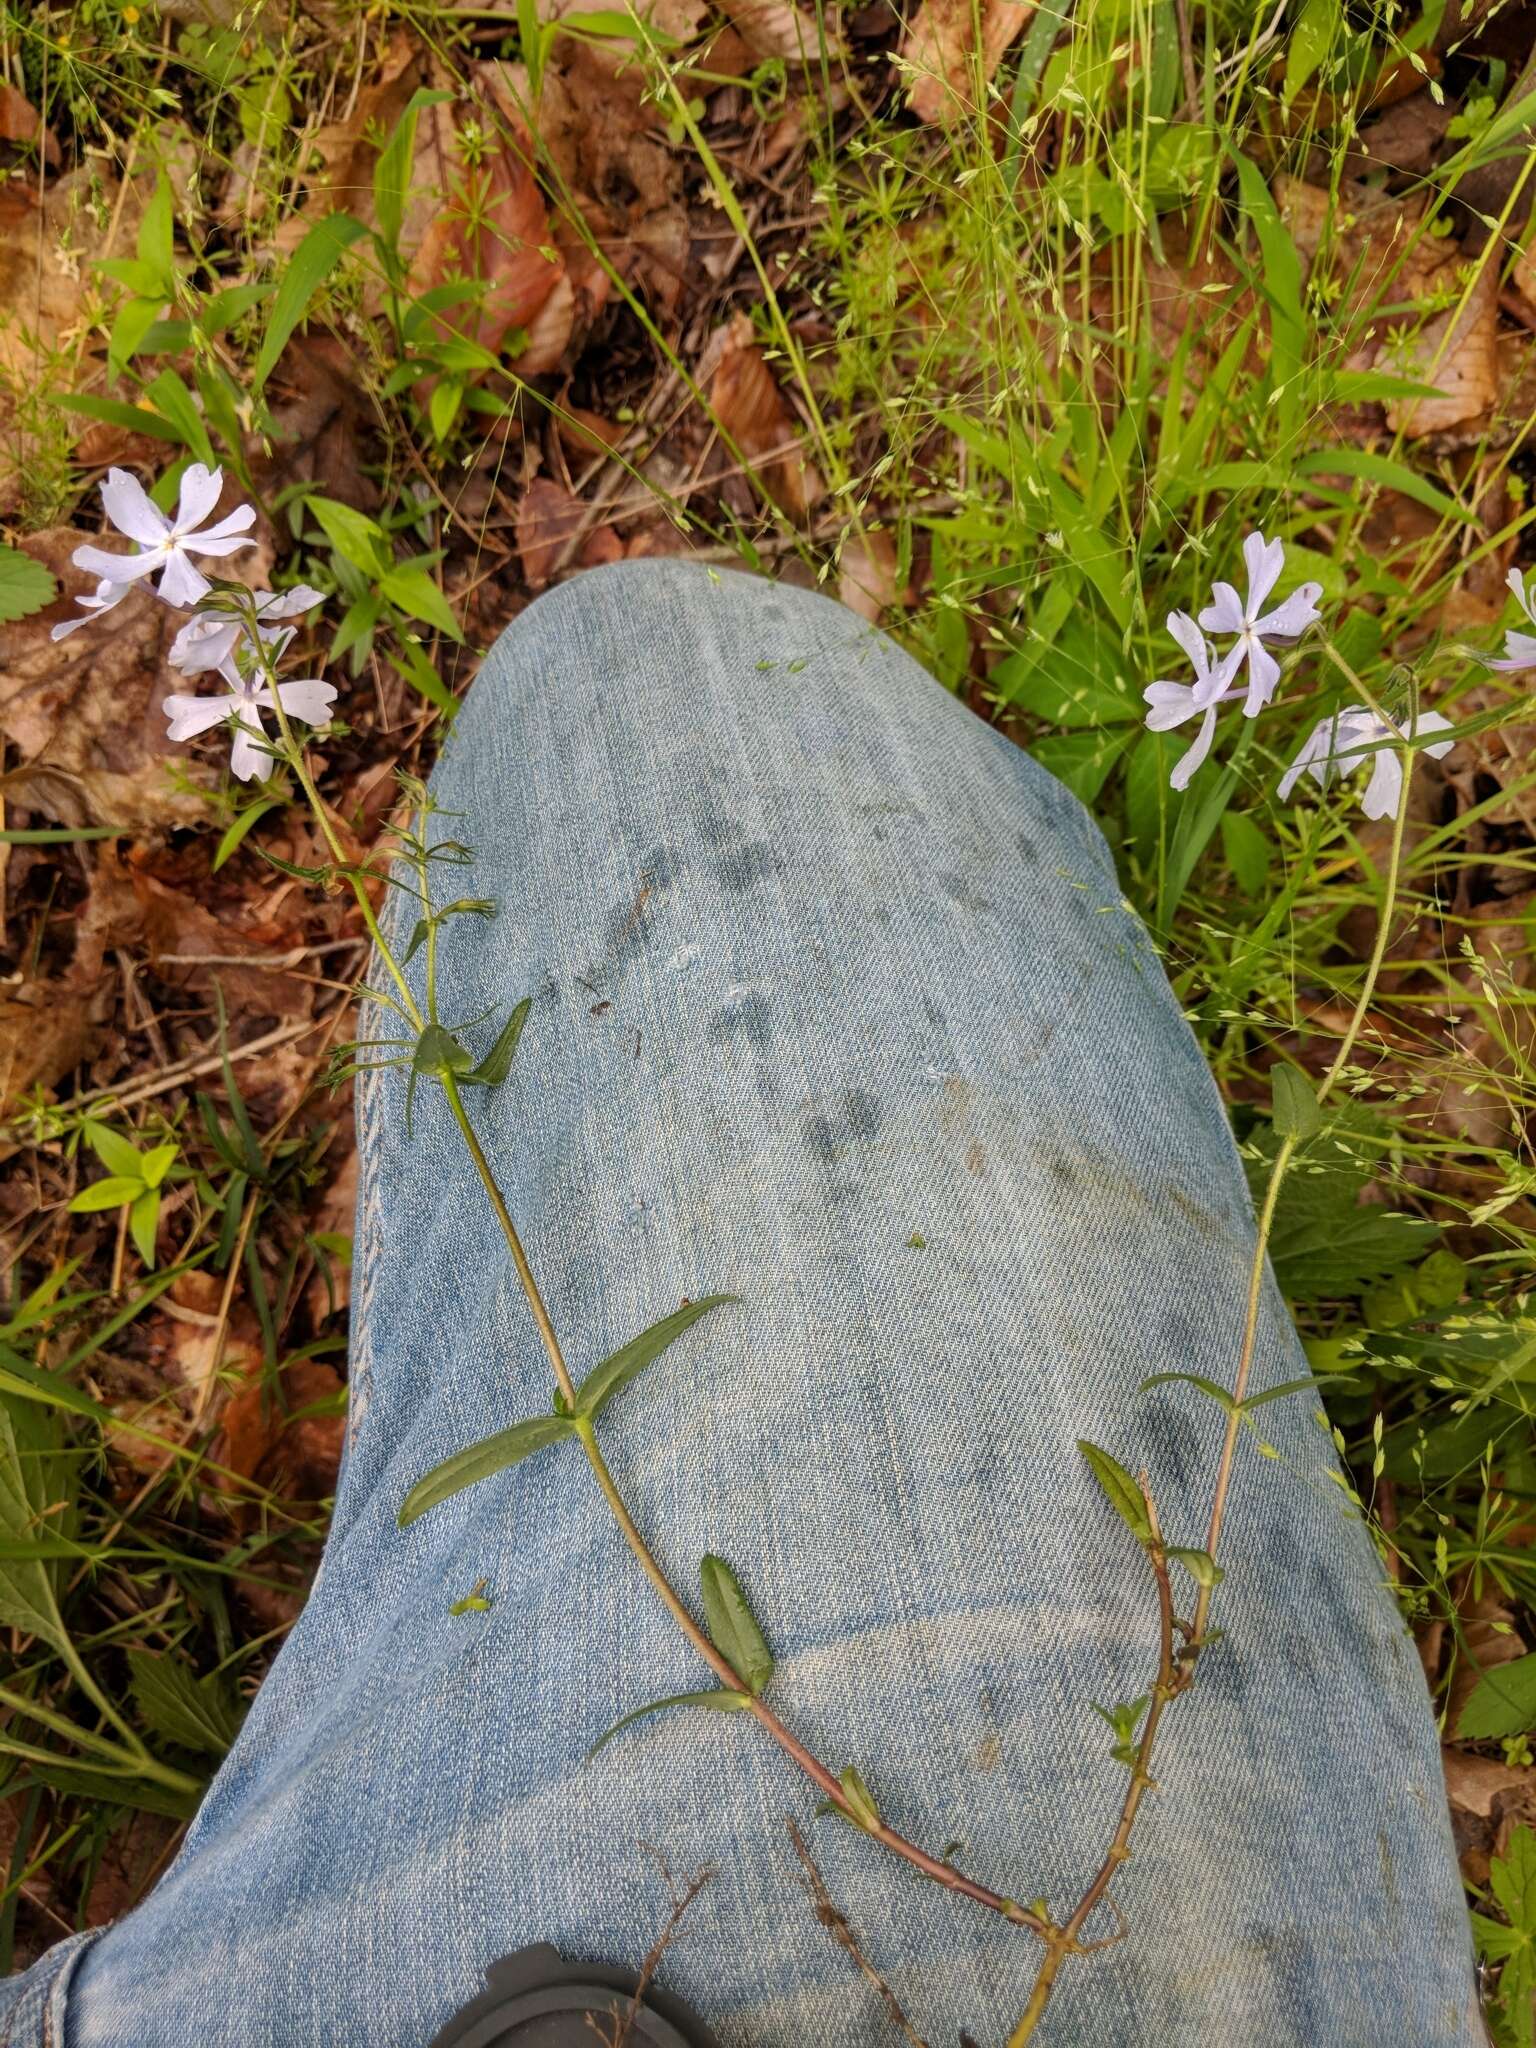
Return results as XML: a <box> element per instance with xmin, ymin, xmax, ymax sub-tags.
<box><xmin>596</xmin><ymin>846</ymin><xmax>675</xmax><ymax>980</ymax></box>
<box><xmin>1139</xmin><ymin>1397</ymin><xmax>1199</xmax><ymax>1492</ymax></box>
<box><xmin>923</xmin><ymin>997</ymin><xmax>944</xmax><ymax>1028</ymax></box>
<box><xmin>716</xmin><ymin>841</ymin><xmax>778</xmax><ymax>891</ymax></box>
<box><xmin>709</xmin><ymin>993</ymin><xmax>773</xmax><ymax>1051</ymax></box>
<box><xmin>1249</xmin><ymin>1926</ymin><xmax>1322</xmax><ymax>2043</ymax></box>
<box><xmin>804</xmin><ymin>1088</ymin><xmax>882</xmax><ymax>1162</ymax></box>
<box><xmin>694</xmin><ymin>801</ymin><xmax>738</xmax><ymax>850</ymax></box>
<box><xmin>1169</xmin><ymin>1185</ymin><xmax>1225</xmax><ymax>1240</ymax></box>
<box><xmin>1015</xmin><ymin>832</ymin><xmax>1039</xmax><ymax>863</ymax></box>
<box><xmin>941</xmin><ymin>872</ymin><xmax>994</xmax><ymax>915</ymax></box>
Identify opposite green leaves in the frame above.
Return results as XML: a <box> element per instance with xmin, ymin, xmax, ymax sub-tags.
<box><xmin>1078</xmin><ymin>1440</ymin><xmax>1152</xmax><ymax>1545</ymax></box>
<box><xmin>397</xmin><ymin>1414</ymin><xmax>574</xmax><ymax>1527</ymax></box>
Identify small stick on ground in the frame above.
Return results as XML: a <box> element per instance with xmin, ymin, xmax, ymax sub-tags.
<box><xmin>587</xmin><ymin>1847</ymin><xmax>716</xmax><ymax>2048</ymax></box>
<box><xmin>787</xmin><ymin>1818</ymin><xmax>932</xmax><ymax>2048</ymax></box>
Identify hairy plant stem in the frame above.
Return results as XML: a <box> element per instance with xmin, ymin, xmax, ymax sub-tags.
<box><xmin>1008</xmin><ymin>744</ymin><xmax>1417</xmax><ymax>2044</ymax></box>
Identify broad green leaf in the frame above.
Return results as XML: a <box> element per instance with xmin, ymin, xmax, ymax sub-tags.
<box><xmin>84</xmin><ymin>1121</ymin><xmax>145</xmax><ymax>1180</ymax></box>
<box><xmin>128</xmin><ymin>1188</ymin><xmax>161</xmax><ymax>1267</ymax></box>
<box><xmin>1295</xmin><ymin>447</ymin><xmax>1472</xmax><ymax>524</ymax></box>
<box><xmin>1219</xmin><ymin>811</ymin><xmax>1271</xmax><ymax>899</ymax></box>
<box><xmin>574</xmin><ymin>1294</ymin><xmax>737</xmax><ymax>1420</ymax></box>
<box><xmin>136</xmin><ymin>172</ymin><xmax>175</xmax><ymax>284</ymax></box>
<box><xmin>1271</xmin><ymin>1062</ymin><xmax>1323</xmax><ymax>1143</ymax></box>
<box><xmin>309</xmin><ymin>495</ymin><xmax>391</xmax><ymax>579</ymax></box>
<box><xmin>69</xmin><ymin>1176</ymin><xmax>146</xmax><ymax>1213</ymax></box>
<box><xmin>50</xmin><ymin>391</ymin><xmax>183</xmax><ymax>443</ymax></box>
<box><xmin>381</xmin><ymin>563</ymin><xmax>463</xmax><ymax>642</ymax></box>
<box><xmin>213</xmin><ymin>795</ymin><xmax>284</xmax><ymax>871</ymax></box>
<box><xmin>126</xmin><ymin>1651</ymin><xmax>243</xmax><ymax>1757</ymax></box>
<box><xmin>1167</xmin><ymin>1546</ymin><xmax>1224</xmax><ymax>1589</ymax></box>
<box><xmin>1457</xmin><ymin>1652</ymin><xmax>1536</xmax><ymax>1741</ymax></box>
<box><xmin>699</xmin><ymin>1554</ymin><xmax>774</xmax><ymax>1695</ymax></box>
<box><xmin>20</xmin><ymin>1760</ymin><xmax>204</xmax><ymax>1821</ymax></box>
<box><xmin>0</xmin><ymin>547</ymin><xmax>58</xmax><ymax>624</ymax></box>
<box><xmin>467</xmin><ymin>998</ymin><xmax>532</xmax><ymax>1087</ymax></box>
<box><xmin>1139</xmin><ymin>1370</ymin><xmax>1237</xmax><ymax>1415</ymax></box>
<box><xmin>143</xmin><ymin>371</ymin><xmax>215</xmax><ymax>467</ymax></box>
<box><xmin>1078</xmin><ymin>1440</ymin><xmax>1152</xmax><ymax>1545</ymax></box>
<box><xmin>252</xmin><ymin>212</ymin><xmax>367</xmax><ymax>393</ymax></box>
<box><xmin>586</xmin><ymin>1688</ymin><xmax>750</xmax><ymax>1759</ymax></box>
<box><xmin>1282</xmin><ymin>0</ymin><xmax>1336</xmax><ymax>103</ymax></box>
<box><xmin>372</xmin><ymin>90</ymin><xmax>453</xmax><ymax>253</ymax></box>
<box><xmin>398</xmin><ymin>1414</ymin><xmax>575</xmax><ymax>1527</ymax></box>
<box><xmin>138</xmin><ymin>1144</ymin><xmax>178</xmax><ymax>1190</ymax></box>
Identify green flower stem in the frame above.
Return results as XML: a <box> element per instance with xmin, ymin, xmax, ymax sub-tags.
<box><xmin>1010</xmin><ymin>738</ymin><xmax>1419</xmax><ymax>2043</ymax></box>
<box><xmin>440</xmin><ymin>1067</ymin><xmax>1048</xmax><ymax>1937</ymax></box>
<box><xmin>0</xmin><ymin>1686</ymin><xmax>203</xmax><ymax>1798</ymax></box>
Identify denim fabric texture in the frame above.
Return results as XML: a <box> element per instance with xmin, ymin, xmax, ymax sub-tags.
<box><xmin>2</xmin><ymin>560</ymin><xmax>1477</xmax><ymax>2047</ymax></box>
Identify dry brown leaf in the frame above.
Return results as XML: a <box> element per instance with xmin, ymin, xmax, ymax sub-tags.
<box><xmin>705</xmin><ymin>311</ymin><xmax>821</xmax><ymax>520</ymax></box>
<box><xmin>406</xmin><ymin>71</ymin><xmax>566</xmax><ymax>363</ymax></box>
<box><xmin>716</xmin><ymin>0</ymin><xmax>841</xmax><ymax>62</ymax></box>
<box><xmin>1444</xmin><ymin>1746</ymin><xmax>1536</xmax><ymax>1888</ymax></box>
<box><xmin>838</xmin><ymin>531</ymin><xmax>906</xmax><ymax>622</ymax></box>
<box><xmin>218</xmin><ymin>1356</ymin><xmax>346</xmax><ymax>1509</ymax></box>
<box><xmin>556</xmin><ymin>404</ymin><xmax>627</xmax><ymax>458</ymax></box>
<box><xmin>0</xmin><ymin>531</ymin><xmax>211</xmax><ymax>833</ymax></box>
<box><xmin>515</xmin><ymin>477</ymin><xmax>620</xmax><ymax>587</ymax></box>
<box><xmin>275</xmin><ymin>34</ymin><xmax>421</xmax><ymax>253</ymax></box>
<box><xmin>1384</xmin><ymin>262</ymin><xmax>1500</xmax><ymax>438</ymax></box>
<box><xmin>899</xmin><ymin>0</ymin><xmax>1033</xmax><ymax>124</ymax></box>
<box><xmin>0</xmin><ymin>83</ymin><xmax>56</xmax><ymax>164</ymax></box>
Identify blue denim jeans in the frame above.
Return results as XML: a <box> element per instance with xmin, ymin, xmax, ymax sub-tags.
<box><xmin>4</xmin><ymin>561</ymin><xmax>1476</xmax><ymax>2046</ymax></box>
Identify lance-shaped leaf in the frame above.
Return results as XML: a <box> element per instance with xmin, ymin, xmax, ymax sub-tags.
<box><xmin>700</xmin><ymin>1554</ymin><xmax>774</xmax><ymax>1695</ymax></box>
<box><xmin>1139</xmin><ymin>1370</ymin><xmax>1237</xmax><ymax>1415</ymax></box>
<box><xmin>574</xmin><ymin>1294</ymin><xmax>738</xmax><ymax>1420</ymax></box>
<box><xmin>466</xmin><ymin>998</ymin><xmax>533</xmax><ymax>1088</ymax></box>
<box><xmin>1078</xmin><ymin>1440</ymin><xmax>1152</xmax><ymax>1546</ymax></box>
<box><xmin>398</xmin><ymin>1414</ymin><xmax>575</xmax><ymax>1527</ymax></box>
<box><xmin>586</xmin><ymin>1687</ymin><xmax>751</xmax><ymax>1760</ymax></box>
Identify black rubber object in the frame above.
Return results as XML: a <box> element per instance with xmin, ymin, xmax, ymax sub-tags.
<box><xmin>425</xmin><ymin>1942</ymin><xmax>724</xmax><ymax>2048</ymax></box>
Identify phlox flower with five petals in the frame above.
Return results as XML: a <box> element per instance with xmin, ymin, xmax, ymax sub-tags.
<box><xmin>58</xmin><ymin>463</ymin><xmax>256</xmax><ymax>627</ymax></box>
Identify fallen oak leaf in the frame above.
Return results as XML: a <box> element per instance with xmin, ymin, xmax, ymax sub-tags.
<box><xmin>704</xmin><ymin>311</ymin><xmax>821</xmax><ymax>521</ymax></box>
<box><xmin>898</xmin><ymin>0</ymin><xmax>1034</xmax><ymax>124</ymax></box>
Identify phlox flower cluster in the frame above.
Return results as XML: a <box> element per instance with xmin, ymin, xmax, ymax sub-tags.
<box><xmin>1143</xmin><ymin>530</ymin><xmax>1485</xmax><ymax>821</ymax></box>
<box><xmin>53</xmin><ymin>464</ymin><xmax>335</xmax><ymax>783</ymax></box>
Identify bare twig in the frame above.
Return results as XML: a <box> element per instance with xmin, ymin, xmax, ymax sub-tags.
<box><xmin>787</xmin><ymin>1819</ymin><xmax>932</xmax><ymax>2048</ymax></box>
<box><xmin>585</xmin><ymin>1849</ymin><xmax>715</xmax><ymax>2048</ymax></box>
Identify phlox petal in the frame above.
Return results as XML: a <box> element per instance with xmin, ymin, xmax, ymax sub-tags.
<box><xmin>1278</xmin><ymin>717</ymin><xmax>1333</xmax><ymax>800</ymax></box>
<box><xmin>271</xmin><ymin>677</ymin><xmax>337</xmax><ymax>727</ymax></box>
<box><xmin>1143</xmin><ymin>679</ymin><xmax>1203</xmax><ymax>730</ymax></box>
<box><xmin>1359</xmin><ymin>749</ymin><xmax>1405</xmax><ymax>821</ymax></box>
<box><xmin>186</xmin><ymin>508</ymin><xmax>257</xmax><ymax>553</ymax></box>
<box><xmin>169</xmin><ymin>614</ymin><xmax>241</xmax><ymax>674</ymax></box>
<box><xmin>1507</xmin><ymin>567</ymin><xmax>1536</xmax><ymax>628</ymax></box>
<box><xmin>99</xmin><ymin>469</ymin><xmax>170</xmax><ymax>546</ymax></box>
<box><xmin>1240</xmin><ymin>639</ymin><xmax>1281</xmax><ymax>715</ymax></box>
<box><xmin>174</xmin><ymin>464</ymin><xmax>225</xmax><ymax>533</ymax></box>
<box><xmin>1241</xmin><ymin>531</ymin><xmax>1286</xmax><ymax>614</ymax></box>
<box><xmin>1253</xmin><ymin>582</ymin><xmax>1323</xmax><ymax>641</ymax></box>
<box><xmin>52</xmin><ymin>580</ymin><xmax>131</xmax><ymax>641</ymax></box>
<box><xmin>1197</xmin><ymin>581</ymin><xmax>1246</xmax><ymax>635</ymax></box>
<box><xmin>228</xmin><ymin>709</ymin><xmax>271</xmax><ymax>783</ymax></box>
<box><xmin>163</xmin><ymin>690</ymin><xmax>235</xmax><ymax>741</ymax></box>
<box><xmin>1169</xmin><ymin>704</ymin><xmax>1218</xmax><ymax>789</ymax></box>
<box><xmin>158</xmin><ymin>553</ymin><xmax>213</xmax><ymax>608</ymax></box>
<box><xmin>1414</xmin><ymin>711</ymin><xmax>1457</xmax><ymax>759</ymax></box>
<box><xmin>71</xmin><ymin>542</ymin><xmax>158</xmax><ymax>586</ymax></box>
<box><xmin>1489</xmin><ymin>629</ymin><xmax>1536</xmax><ymax>673</ymax></box>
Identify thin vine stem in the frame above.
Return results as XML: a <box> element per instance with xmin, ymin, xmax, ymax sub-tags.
<box><xmin>1009</xmin><ymin>738</ymin><xmax>1418</xmax><ymax>2043</ymax></box>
